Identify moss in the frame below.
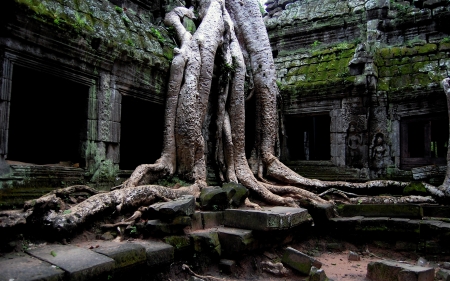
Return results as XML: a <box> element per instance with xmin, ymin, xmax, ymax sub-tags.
<box><xmin>439</xmin><ymin>42</ymin><xmax>450</xmax><ymax>51</ymax></box>
<box><xmin>164</xmin><ymin>236</ymin><xmax>191</xmax><ymax>250</ymax></box>
<box><xmin>403</xmin><ymin>182</ymin><xmax>428</xmax><ymax>196</ymax></box>
<box><xmin>378</xmin><ymin>78</ymin><xmax>390</xmax><ymax>91</ymax></box>
<box><xmin>414</xmin><ymin>43</ymin><xmax>437</xmax><ymax>54</ymax></box>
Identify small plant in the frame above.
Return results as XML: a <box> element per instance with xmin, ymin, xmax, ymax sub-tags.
<box><xmin>258</xmin><ymin>1</ymin><xmax>266</xmax><ymax>16</ymax></box>
<box><xmin>125</xmin><ymin>38</ymin><xmax>135</xmax><ymax>46</ymax></box>
<box><xmin>441</xmin><ymin>37</ymin><xmax>450</xmax><ymax>43</ymax></box>
<box><xmin>63</xmin><ymin>210</ymin><xmax>71</xmax><ymax>214</ymax></box>
<box><xmin>50</xmin><ymin>250</ymin><xmax>57</xmax><ymax>257</ymax></box>
<box><xmin>336</xmin><ymin>42</ymin><xmax>350</xmax><ymax>50</ymax></box>
<box><xmin>129</xmin><ymin>226</ymin><xmax>138</xmax><ymax>234</ymax></box>
<box><xmin>115</xmin><ymin>6</ymin><xmax>123</xmax><ymax>13</ymax></box>
<box><xmin>150</xmin><ymin>27</ymin><xmax>165</xmax><ymax>43</ymax></box>
<box><xmin>311</xmin><ymin>40</ymin><xmax>321</xmax><ymax>48</ymax></box>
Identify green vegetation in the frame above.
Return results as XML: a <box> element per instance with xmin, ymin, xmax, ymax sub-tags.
<box><xmin>115</xmin><ymin>6</ymin><xmax>123</xmax><ymax>13</ymax></box>
<box><xmin>156</xmin><ymin>175</ymin><xmax>189</xmax><ymax>187</ymax></box>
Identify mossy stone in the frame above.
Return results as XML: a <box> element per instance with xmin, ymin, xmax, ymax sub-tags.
<box><xmin>403</xmin><ymin>182</ymin><xmax>428</xmax><ymax>196</ymax></box>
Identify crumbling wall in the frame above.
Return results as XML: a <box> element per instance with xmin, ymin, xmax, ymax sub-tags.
<box><xmin>267</xmin><ymin>0</ymin><xmax>450</xmax><ymax>181</ymax></box>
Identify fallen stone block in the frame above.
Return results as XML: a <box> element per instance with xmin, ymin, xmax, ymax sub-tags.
<box><xmin>224</xmin><ymin>206</ymin><xmax>311</xmax><ymax>231</ymax></box>
<box><xmin>338</xmin><ymin>204</ymin><xmax>422</xmax><ymax>218</ymax></box>
<box><xmin>436</xmin><ymin>268</ymin><xmax>450</xmax><ymax>281</ymax></box>
<box><xmin>190</xmin><ymin>231</ymin><xmax>221</xmax><ymax>256</ymax></box>
<box><xmin>261</xmin><ymin>260</ymin><xmax>288</xmax><ymax>276</ymax></box>
<box><xmin>218</xmin><ymin>227</ymin><xmax>256</xmax><ymax>255</ymax></box>
<box><xmin>137</xmin><ymin>241</ymin><xmax>174</xmax><ymax>267</ymax></box>
<box><xmin>222</xmin><ymin>182</ymin><xmax>249</xmax><ymax>206</ymax></box>
<box><xmin>27</xmin><ymin>244</ymin><xmax>115</xmax><ymax>280</ymax></box>
<box><xmin>219</xmin><ymin>259</ymin><xmax>237</xmax><ymax>274</ymax></box>
<box><xmin>0</xmin><ymin>254</ymin><xmax>65</xmax><ymax>281</ymax></box>
<box><xmin>308</xmin><ymin>266</ymin><xmax>327</xmax><ymax>281</ymax></box>
<box><xmin>200</xmin><ymin>187</ymin><xmax>228</xmax><ymax>210</ymax></box>
<box><xmin>348</xmin><ymin>251</ymin><xmax>360</xmax><ymax>261</ymax></box>
<box><xmin>92</xmin><ymin>242</ymin><xmax>146</xmax><ymax>269</ymax></box>
<box><xmin>367</xmin><ymin>260</ymin><xmax>434</xmax><ymax>281</ymax></box>
<box><xmin>281</xmin><ymin>247</ymin><xmax>322</xmax><ymax>275</ymax></box>
<box><xmin>149</xmin><ymin>195</ymin><xmax>195</xmax><ymax>218</ymax></box>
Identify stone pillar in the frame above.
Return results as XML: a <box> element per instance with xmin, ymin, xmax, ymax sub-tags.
<box><xmin>0</xmin><ymin>52</ymin><xmax>12</xmax><ymax>175</ymax></box>
<box><xmin>86</xmin><ymin>71</ymin><xmax>120</xmax><ymax>184</ymax></box>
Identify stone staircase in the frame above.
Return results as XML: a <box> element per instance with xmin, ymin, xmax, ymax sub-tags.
<box><xmin>286</xmin><ymin>160</ymin><xmax>365</xmax><ymax>182</ymax></box>
<box><xmin>3</xmin><ymin>192</ymin><xmax>450</xmax><ymax>280</ymax></box>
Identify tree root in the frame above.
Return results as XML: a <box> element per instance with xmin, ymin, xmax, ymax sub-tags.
<box><xmin>349</xmin><ymin>195</ymin><xmax>436</xmax><ymax>204</ymax></box>
<box><xmin>182</xmin><ymin>264</ymin><xmax>228</xmax><ymax>281</ymax></box>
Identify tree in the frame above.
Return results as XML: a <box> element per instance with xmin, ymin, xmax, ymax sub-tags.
<box><xmin>11</xmin><ymin>0</ymin><xmax>446</xmax><ymax>235</ymax></box>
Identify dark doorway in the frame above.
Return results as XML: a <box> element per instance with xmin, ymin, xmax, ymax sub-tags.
<box><xmin>285</xmin><ymin>114</ymin><xmax>331</xmax><ymax>160</ymax></box>
<box><xmin>8</xmin><ymin>65</ymin><xmax>88</xmax><ymax>166</ymax></box>
<box><xmin>400</xmin><ymin>114</ymin><xmax>448</xmax><ymax>169</ymax></box>
<box><xmin>120</xmin><ymin>96</ymin><xmax>164</xmax><ymax>170</ymax></box>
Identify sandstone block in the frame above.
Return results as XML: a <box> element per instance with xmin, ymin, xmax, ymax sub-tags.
<box><xmin>224</xmin><ymin>206</ymin><xmax>310</xmax><ymax>231</ymax></box>
<box><xmin>149</xmin><ymin>195</ymin><xmax>195</xmax><ymax>218</ymax></box>
<box><xmin>281</xmin><ymin>247</ymin><xmax>322</xmax><ymax>275</ymax></box>
<box><xmin>367</xmin><ymin>260</ymin><xmax>434</xmax><ymax>281</ymax></box>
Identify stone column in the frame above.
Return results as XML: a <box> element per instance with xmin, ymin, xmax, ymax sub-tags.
<box><xmin>0</xmin><ymin>52</ymin><xmax>12</xmax><ymax>175</ymax></box>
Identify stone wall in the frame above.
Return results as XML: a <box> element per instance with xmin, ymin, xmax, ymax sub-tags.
<box><xmin>267</xmin><ymin>0</ymin><xmax>450</xmax><ymax>181</ymax></box>
<box><xmin>0</xmin><ymin>0</ymin><xmax>174</xmax><ymax>193</ymax></box>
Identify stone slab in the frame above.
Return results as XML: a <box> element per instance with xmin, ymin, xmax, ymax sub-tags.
<box><xmin>218</xmin><ymin>227</ymin><xmax>255</xmax><ymax>255</ymax></box>
<box><xmin>338</xmin><ymin>204</ymin><xmax>423</xmax><ymax>218</ymax></box>
<box><xmin>367</xmin><ymin>260</ymin><xmax>434</xmax><ymax>281</ymax></box>
<box><xmin>281</xmin><ymin>247</ymin><xmax>322</xmax><ymax>275</ymax></box>
<box><xmin>27</xmin><ymin>244</ymin><xmax>115</xmax><ymax>281</ymax></box>
<box><xmin>0</xmin><ymin>254</ymin><xmax>65</xmax><ymax>281</ymax></box>
<box><xmin>136</xmin><ymin>241</ymin><xmax>174</xmax><ymax>267</ymax></box>
<box><xmin>223</xmin><ymin>207</ymin><xmax>310</xmax><ymax>231</ymax></box>
<box><xmin>149</xmin><ymin>195</ymin><xmax>195</xmax><ymax>218</ymax></box>
<box><xmin>92</xmin><ymin>242</ymin><xmax>146</xmax><ymax>269</ymax></box>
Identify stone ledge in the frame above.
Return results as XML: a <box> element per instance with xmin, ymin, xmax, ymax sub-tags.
<box><xmin>0</xmin><ymin>253</ymin><xmax>65</xmax><ymax>281</ymax></box>
<box><xmin>223</xmin><ymin>207</ymin><xmax>311</xmax><ymax>231</ymax></box>
<box><xmin>26</xmin><ymin>244</ymin><xmax>115</xmax><ymax>281</ymax></box>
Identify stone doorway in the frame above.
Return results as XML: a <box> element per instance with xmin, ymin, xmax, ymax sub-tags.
<box><xmin>7</xmin><ymin>65</ymin><xmax>89</xmax><ymax>167</ymax></box>
<box><xmin>285</xmin><ymin>114</ymin><xmax>331</xmax><ymax>161</ymax></box>
<box><xmin>119</xmin><ymin>95</ymin><xmax>164</xmax><ymax>170</ymax></box>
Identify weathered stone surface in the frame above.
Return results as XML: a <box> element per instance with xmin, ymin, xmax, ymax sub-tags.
<box><xmin>189</xmin><ymin>231</ymin><xmax>221</xmax><ymax>256</ymax></box>
<box><xmin>281</xmin><ymin>247</ymin><xmax>322</xmax><ymax>275</ymax></box>
<box><xmin>149</xmin><ymin>195</ymin><xmax>195</xmax><ymax>218</ymax></box>
<box><xmin>146</xmin><ymin>219</ymin><xmax>187</xmax><ymax>235</ymax></box>
<box><xmin>338</xmin><ymin>204</ymin><xmax>422</xmax><ymax>218</ymax></box>
<box><xmin>163</xmin><ymin>235</ymin><xmax>191</xmax><ymax>252</ymax></box>
<box><xmin>199</xmin><ymin>187</ymin><xmax>228</xmax><ymax>210</ymax></box>
<box><xmin>202</xmin><ymin>211</ymin><xmax>224</xmax><ymax>229</ymax></box>
<box><xmin>436</xmin><ymin>268</ymin><xmax>450</xmax><ymax>281</ymax></box>
<box><xmin>0</xmin><ymin>254</ymin><xmax>65</xmax><ymax>281</ymax></box>
<box><xmin>92</xmin><ymin>242</ymin><xmax>146</xmax><ymax>269</ymax></box>
<box><xmin>367</xmin><ymin>260</ymin><xmax>434</xmax><ymax>281</ymax></box>
<box><xmin>136</xmin><ymin>241</ymin><xmax>174</xmax><ymax>267</ymax></box>
<box><xmin>217</xmin><ymin>227</ymin><xmax>255</xmax><ymax>255</ymax></box>
<box><xmin>224</xmin><ymin>207</ymin><xmax>310</xmax><ymax>231</ymax></box>
<box><xmin>222</xmin><ymin>182</ymin><xmax>249</xmax><ymax>206</ymax></box>
<box><xmin>191</xmin><ymin>212</ymin><xmax>203</xmax><ymax>231</ymax></box>
<box><xmin>309</xmin><ymin>266</ymin><xmax>328</xmax><ymax>281</ymax></box>
<box><xmin>348</xmin><ymin>251</ymin><xmax>361</xmax><ymax>261</ymax></box>
<box><xmin>27</xmin><ymin>245</ymin><xmax>115</xmax><ymax>281</ymax></box>
<box><xmin>219</xmin><ymin>259</ymin><xmax>237</xmax><ymax>274</ymax></box>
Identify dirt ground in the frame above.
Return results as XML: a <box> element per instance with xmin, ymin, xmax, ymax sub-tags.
<box><xmin>4</xmin><ymin>233</ymin><xmax>447</xmax><ymax>281</ymax></box>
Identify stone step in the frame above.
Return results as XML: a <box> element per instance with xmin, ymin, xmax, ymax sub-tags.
<box><xmin>337</xmin><ymin>204</ymin><xmax>423</xmax><ymax>218</ymax></box>
<box><xmin>0</xmin><ymin>240</ymin><xmax>175</xmax><ymax>281</ymax></box>
<box><xmin>217</xmin><ymin>227</ymin><xmax>256</xmax><ymax>256</ymax></box>
<box><xmin>223</xmin><ymin>206</ymin><xmax>311</xmax><ymax>231</ymax></box>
